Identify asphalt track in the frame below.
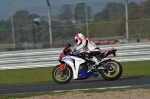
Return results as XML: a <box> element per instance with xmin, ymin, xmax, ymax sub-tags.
<box><xmin>0</xmin><ymin>76</ymin><xmax>150</xmax><ymax>95</ymax></box>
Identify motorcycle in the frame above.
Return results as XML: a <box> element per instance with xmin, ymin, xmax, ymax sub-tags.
<box><xmin>52</xmin><ymin>44</ymin><xmax>122</xmax><ymax>84</ymax></box>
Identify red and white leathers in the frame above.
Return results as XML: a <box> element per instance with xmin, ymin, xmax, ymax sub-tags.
<box><xmin>75</xmin><ymin>38</ymin><xmax>99</xmax><ymax>51</ymax></box>
<box><xmin>74</xmin><ymin>33</ymin><xmax>101</xmax><ymax>70</ymax></box>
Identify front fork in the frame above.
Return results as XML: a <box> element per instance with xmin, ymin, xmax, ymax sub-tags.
<box><xmin>57</xmin><ymin>63</ymin><xmax>68</xmax><ymax>72</ymax></box>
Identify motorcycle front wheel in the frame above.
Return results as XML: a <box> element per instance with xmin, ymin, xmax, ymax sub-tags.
<box><xmin>52</xmin><ymin>66</ymin><xmax>73</xmax><ymax>84</ymax></box>
<box><xmin>100</xmin><ymin>60</ymin><xmax>122</xmax><ymax>81</ymax></box>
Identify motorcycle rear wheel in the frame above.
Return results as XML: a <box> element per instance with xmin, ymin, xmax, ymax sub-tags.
<box><xmin>100</xmin><ymin>60</ymin><xmax>122</xmax><ymax>81</ymax></box>
<box><xmin>52</xmin><ymin>66</ymin><xmax>73</xmax><ymax>84</ymax></box>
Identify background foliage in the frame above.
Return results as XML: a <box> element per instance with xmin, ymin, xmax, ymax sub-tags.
<box><xmin>0</xmin><ymin>0</ymin><xmax>150</xmax><ymax>50</ymax></box>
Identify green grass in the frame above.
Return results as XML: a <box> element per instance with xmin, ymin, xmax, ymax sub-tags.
<box><xmin>0</xmin><ymin>60</ymin><xmax>150</xmax><ymax>85</ymax></box>
<box><xmin>0</xmin><ymin>67</ymin><xmax>54</xmax><ymax>85</ymax></box>
<box><xmin>121</xmin><ymin>60</ymin><xmax>150</xmax><ymax>76</ymax></box>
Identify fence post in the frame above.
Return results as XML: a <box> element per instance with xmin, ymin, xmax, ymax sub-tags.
<box><xmin>125</xmin><ymin>0</ymin><xmax>129</xmax><ymax>43</ymax></box>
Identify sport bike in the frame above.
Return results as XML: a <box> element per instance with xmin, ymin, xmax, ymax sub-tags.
<box><xmin>52</xmin><ymin>44</ymin><xmax>122</xmax><ymax>84</ymax></box>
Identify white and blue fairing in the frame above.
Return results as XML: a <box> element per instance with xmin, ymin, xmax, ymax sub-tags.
<box><xmin>61</xmin><ymin>55</ymin><xmax>85</xmax><ymax>79</ymax></box>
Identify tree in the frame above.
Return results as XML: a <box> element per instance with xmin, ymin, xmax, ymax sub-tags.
<box><xmin>74</xmin><ymin>3</ymin><xmax>92</xmax><ymax>22</ymax></box>
<box><xmin>0</xmin><ymin>10</ymin><xmax>50</xmax><ymax>45</ymax></box>
<box><xmin>127</xmin><ymin>0</ymin><xmax>150</xmax><ymax>34</ymax></box>
<box><xmin>57</xmin><ymin>4</ymin><xmax>73</xmax><ymax>20</ymax></box>
<box><xmin>94</xmin><ymin>2</ymin><xmax>125</xmax><ymax>22</ymax></box>
<box><xmin>51</xmin><ymin>21</ymin><xmax>76</xmax><ymax>40</ymax></box>
<box><xmin>94</xmin><ymin>9</ymin><xmax>109</xmax><ymax>22</ymax></box>
<box><xmin>140</xmin><ymin>0</ymin><xmax>150</xmax><ymax>18</ymax></box>
<box><xmin>128</xmin><ymin>5</ymin><xmax>141</xmax><ymax>20</ymax></box>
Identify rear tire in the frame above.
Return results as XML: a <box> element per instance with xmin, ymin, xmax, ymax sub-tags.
<box><xmin>101</xmin><ymin>60</ymin><xmax>122</xmax><ymax>81</ymax></box>
<box><xmin>52</xmin><ymin>66</ymin><xmax>73</xmax><ymax>84</ymax></box>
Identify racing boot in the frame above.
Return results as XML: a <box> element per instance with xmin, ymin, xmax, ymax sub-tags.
<box><xmin>87</xmin><ymin>56</ymin><xmax>100</xmax><ymax>73</ymax></box>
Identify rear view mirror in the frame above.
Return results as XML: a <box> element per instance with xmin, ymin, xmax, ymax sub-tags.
<box><xmin>65</xmin><ymin>43</ymin><xmax>71</xmax><ymax>48</ymax></box>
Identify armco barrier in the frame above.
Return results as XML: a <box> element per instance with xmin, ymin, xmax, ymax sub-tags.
<box><xmin>0</xmin><ymin>42</ymin><xmax>150</xmax><ymax>70</ymax></box>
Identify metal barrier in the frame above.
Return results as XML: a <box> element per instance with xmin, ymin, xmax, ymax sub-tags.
<box><xmin>0</xmin><ymin>42</ymin><xmax>150</xmax><ymax>70</ymax></box>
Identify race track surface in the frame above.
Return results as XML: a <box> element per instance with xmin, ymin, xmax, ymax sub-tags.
<box><xmin>0</xmin><ymin>76</ymin><xmax>150</xmax><ymax>95</ymax></box>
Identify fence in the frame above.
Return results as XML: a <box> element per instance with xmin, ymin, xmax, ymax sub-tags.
<box><xmin>0</xmin><ymin>0</ymin><xmax>150</xmax><ymax>51</ymax></box>
<box><xmin>0</xmin><ymin>42</ymin><xmax>150</xmax><ymax>70</ymax></box>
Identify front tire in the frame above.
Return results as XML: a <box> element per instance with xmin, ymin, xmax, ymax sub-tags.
<box><xmin>52</xmin><ymin>66</ymin><xmax>73</xmax><ymax>84</ymax></box>
<box><xmin>101</xmin><ymin>60</ymin><xmax>122</xmax><ymax>81</ymax></box>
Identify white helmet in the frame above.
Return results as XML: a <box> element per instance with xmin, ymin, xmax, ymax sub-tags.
<box><xmin>75</xmin><ymin>33</ymin><xmax>85</xmax><ymax>45</ymax></box>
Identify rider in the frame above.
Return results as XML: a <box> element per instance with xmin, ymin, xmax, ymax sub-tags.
<box><xmin>74</xmin><ymin>33</ymin><xmax>101</xmax><ymax>72</ymax></box>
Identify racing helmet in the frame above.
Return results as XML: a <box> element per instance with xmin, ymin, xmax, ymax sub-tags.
<box><xmin>75</xmin><ymin>33</ymin><xmax>85</xmax><ymax>45</ymax></box>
